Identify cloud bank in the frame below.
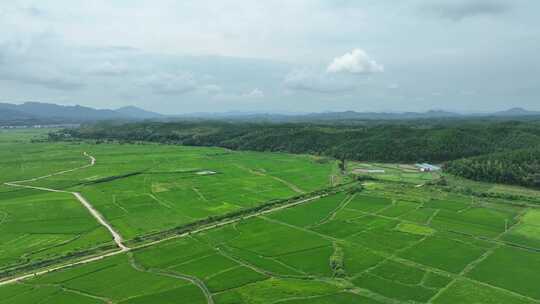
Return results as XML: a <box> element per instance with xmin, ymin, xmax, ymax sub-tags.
<box><xmin>327</xmin><ymin>49</ymin><xmax>383</xmax><ymax>74</ymax></box>
<box><xmin>0</xmin><ymin>1</ymin><xmax>538</xmax><ymax>113</ymax></box>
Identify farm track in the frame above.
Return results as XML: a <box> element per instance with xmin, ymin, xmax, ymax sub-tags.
<box><xmin>0</xmin><ymin>152</ymin><xmax>328</xmax><ymax>289</ymax></box>
<box><xmin>127</xmin><ymin>253</ymin><xmax>215</xmax><ymax>304</ymax></box>
<box><xmin>3</xmin><ymin>152</ymin><xmax>129</xmax><ymax>251</ymax></box>
<box><xmin>0</xmin><ymin>194</ymin><xmax>325</xmax><ymax>287</ymax></box>
<box><xmin>5</xmin><ymin>153</ymin><xmax>537</xmax><ymax>303</ymax></box>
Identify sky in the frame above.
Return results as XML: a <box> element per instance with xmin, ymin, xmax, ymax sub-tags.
<box><xmin>1</xmin><ymin>0</ymin><xmax>539</xmax><ymax>114</ymax></box>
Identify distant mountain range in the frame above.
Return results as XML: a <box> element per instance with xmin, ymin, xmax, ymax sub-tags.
<box><xmin>1</xmin><ymin>102</ymin><xmax>539</xmax><ymax>126</ymax></box>
<box><xmin>174</xmin><ymin>108</ymin><xmax>540</xmax><ymax>122</ymax></box>
<box><xmin>491</xmin><ymin>107</ymin><xmax>540</xmax><ymax>117</ymax></box>
<box><xmin>0</xmin><ymin>102</ymin><xmax>162</xmax><ymax>125</ymax></box>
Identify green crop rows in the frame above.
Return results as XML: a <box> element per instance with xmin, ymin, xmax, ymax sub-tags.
<box><xmin>1</xmin><ymin>129</ymin><xmax>540</xmax><ymax>304</ymax></box>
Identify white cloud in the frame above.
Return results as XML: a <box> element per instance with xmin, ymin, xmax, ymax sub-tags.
<box><xmin>243</xmin><ymin>88</ymin><xmax>264</xmax><ymax>98</ymax></box>
<box><xmin>327</xmin><ymin>49</ymin><xmax>383</xmax><ymax>74</ymax></box>
<box><xmin>0</xmin><ymin>1</ymin><xmax>538</xmax><ymax>113</ymax></box>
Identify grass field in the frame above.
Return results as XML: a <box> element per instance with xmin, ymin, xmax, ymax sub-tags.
<box><xmin>18</xmin><ymin>143</ymin><xmax>337</xmax><ymax>239</ymax></box>
<box><xmin>0</xmin><ymin>130</ymin><xmax>338</xmax><ymax>270</ymax></box>
<box><xmin>5</xmin><ymin>188</ymin><xmax>538</xmax><ymax>303</ymax></box>
<box><xmin>1</xmin><ymin>129</ymin><xmax>540</xmax><ymax>303</ymax></box>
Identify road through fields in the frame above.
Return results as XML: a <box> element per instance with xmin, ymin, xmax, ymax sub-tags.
<box><xmin>3</xmin><ymin>152</ymin><xmax>129</xmax><ymax>251</ymax></box>
<box><xmin>0</xmin><ymin>151</ymin><xmax>326</xmax><ymax>294</ymax></box>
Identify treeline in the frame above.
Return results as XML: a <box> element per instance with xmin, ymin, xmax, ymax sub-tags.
<box><xmin>51</xmin><ymin>120</ymin><xmax>540</xmax><ymax>164</ymax></box>
<box><xmin>445</xmin><ymin>149</ymin><xmax>540</xmax><ymax>188</ymax></box>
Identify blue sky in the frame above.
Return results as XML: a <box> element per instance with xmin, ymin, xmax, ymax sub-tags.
<box><xmin>1</xmin><ymin>0</ymin><xmax>539</xmax><ymax>114</ymax></box>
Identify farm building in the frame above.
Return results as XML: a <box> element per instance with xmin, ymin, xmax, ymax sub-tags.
<box><xmin>415</xmin><ymin>163</ymin><xmax>441</xmax><ymax>172</ymax></box>
<box><xmin>353</xmin><ymin>168</ymin><xmax>386</xmax><ymax>174</ymax></box>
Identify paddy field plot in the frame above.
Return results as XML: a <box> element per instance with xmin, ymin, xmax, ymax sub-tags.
<box><xmin>0</xmin><ymin>186</ymin><xmax>112</xmax><ymax>270</ymax></box>
<box><xmin>11</xmin><ymin>254</ymin><xmax>207</xmax><ymax>304</ymax></box>
<box><xmin>502</xmin><ymin>209</ymin><xmax>540</xmax><ymax>249</ymax></box>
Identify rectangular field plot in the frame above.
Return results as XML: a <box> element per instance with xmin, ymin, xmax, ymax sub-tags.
<box><xmin>0</xmin><ymin>187</ymin><xmax>112</xmax><ymax>270</ymax></box>
<box><xmin>275</xmin><ymin>245</ymin><xmax>334</xmax><ymax>276</ymax></box>
<box><xmin>311</xmin><ymin>217</ymin><xmax>368</xmax><ymax>239</ymax></box>
<box><xmin>226</xmin><ymin>217</ymin><xmax>331</xmax><ymax>258</ymax></box>
<box><xmin>424</xmin><ymin>198</ymin><xmax>470</xmax><ymax>212</ymax></box>
<box><xmin>342</xmin><ymin>243</ymin><xmax>384</xmax><ymax>276</ymax></box>
<box><xmin>0</xmin><ymin>284</ymin><xmax>102</xmax><ymax>304</ymax></box>
<box><xmin>351</xmin><ymin>259</ymin><xmax>453</xmax><ymax>302</ymax></box>
<box><xmin>205</xmin><ymin>266</ymin><xmax>268</xmax><ymax>293</ymax></box>
<box><xmin>26</xmin><ymin>255</ymin><xmax>207</xmax><ymax>304</ymax></box>
<box><xmin>368</xmin><ymin>260</ymin><xmax>427</xmax><ymax>285</ymax></box>
<box><xmin>367</xmin><ymin>259</ymin><xmax>451</xmax><ymax>290</ymax></box>
<box><xmin>352</xmin><ymin>273</ymin><xmax>439</xmax><ymax>303</ymax></box>
<box><xmin>277</xmin><ymin>292</ymin><xmax>383</xmax><ymax>304</ymax></box>
<box><xmin>267</xmin><ymin>192</ymin><xmax>348</xmax><ymax>228</ymax></box>
<box><xmin>432</xmin><ymin>279</ymin><xmax>535</xmax><ymax>304</ymax></box>
<box><xmin>399</xmin><ymin>207</ymin><xmax>438</xmax><ymax>225</ymax></box>
<box><xmin>430</xmin><ymin>207</ymin><xmax>517</xmax><ymax>238</ymax></box>
<box><xmin>399</xmin><ymin>236</ymin><xmax>487</xmax><ymax>273</ymax></box>
<box><xmin>219</xmin><ymin>246</ymin><xmax>304</xmax><ymax>276</ymax></box>
<box><xmin>502</xmin><ymin>209</ymin><xmax>540</xmax><ymax>249</ymax></box>
<box><xmin>346</xmin><ymin>195</ymin><xmax>393</xmax><ymax>213</ymax></box>
<box><xmin>377</xmin><ymin>200</ymin><xmax>420</xmax><ymax>218</ymax></box>
<box><xmin>346</xmin><ymin>218</ymin><xmax>424</xmax><ymax>254</ymax></box>
<box><xmin>466</xmin><ymin>246</ymin><xmax>540</xmax><ymax>300</ymax></box>
<box><xmin>213</xmin><ymin>278</ymin><xmax>341</xmax><ymax>304</ymax></box>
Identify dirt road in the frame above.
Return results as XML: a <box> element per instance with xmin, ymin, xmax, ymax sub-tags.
<box><xmin>0</xmin><ymin>151</ymin><xmax>326</xmax><ymax>295</ymax></box>
<box><xmin>3</xmin><ymin>152</ymin><xmax>128</xmax><ymax>251</ymax></box>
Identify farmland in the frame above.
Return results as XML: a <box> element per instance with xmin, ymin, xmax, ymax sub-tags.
<box><xmin>1</xmin><ymin>129</ymin><xmax>540</xmax><ymax>303</ymax></box>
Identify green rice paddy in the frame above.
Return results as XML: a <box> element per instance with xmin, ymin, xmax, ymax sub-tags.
<box><xmin>1</xmin><ymin>129</ymin><xmax>539</xmax><ymax>303</ymax></box>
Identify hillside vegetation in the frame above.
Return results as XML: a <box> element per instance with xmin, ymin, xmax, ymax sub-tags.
<box><xmin>52</xmin><ymin>120</ymin><xmax>540</xmax><ymax>188</ymax></box>
<box><xmin>445</xmin><ymin>149</ymin><xmax>540</xmax><ymax>188</ymax></box>
<box><xmin>54</xmin><ymin>121</ymin><xmax>540</xmax><ymax>162</ymax></box>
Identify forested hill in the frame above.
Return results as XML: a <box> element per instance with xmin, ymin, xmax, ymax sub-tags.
<box><xmin>53</xmin><ymin>121</ymin><xmax>540</xmax><ymax>163</ymax></box>
<box><xmin>445</xmin><ymin>149</ymin><xmax>540</xmax><ymax>188</ymax></box>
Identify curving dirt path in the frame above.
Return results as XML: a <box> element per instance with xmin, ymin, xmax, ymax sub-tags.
<box><xmin>0</xmin><ymin>152</ymin><xmax>326</xmax><ymax>297</ymax></box>
<box><xmin>128</xmin><ymin>253</ymin><xmax>214</xmax><ymax>304</ymax></box>
<box><xmin>3</xmin><ymin>152</ymin><xmax>128</xmax><ymax>251</ymax></box>
<box><xmin>0</xmin><ymin>192</ymin><xmax>325</xmax><ymax>291</ymax></box>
